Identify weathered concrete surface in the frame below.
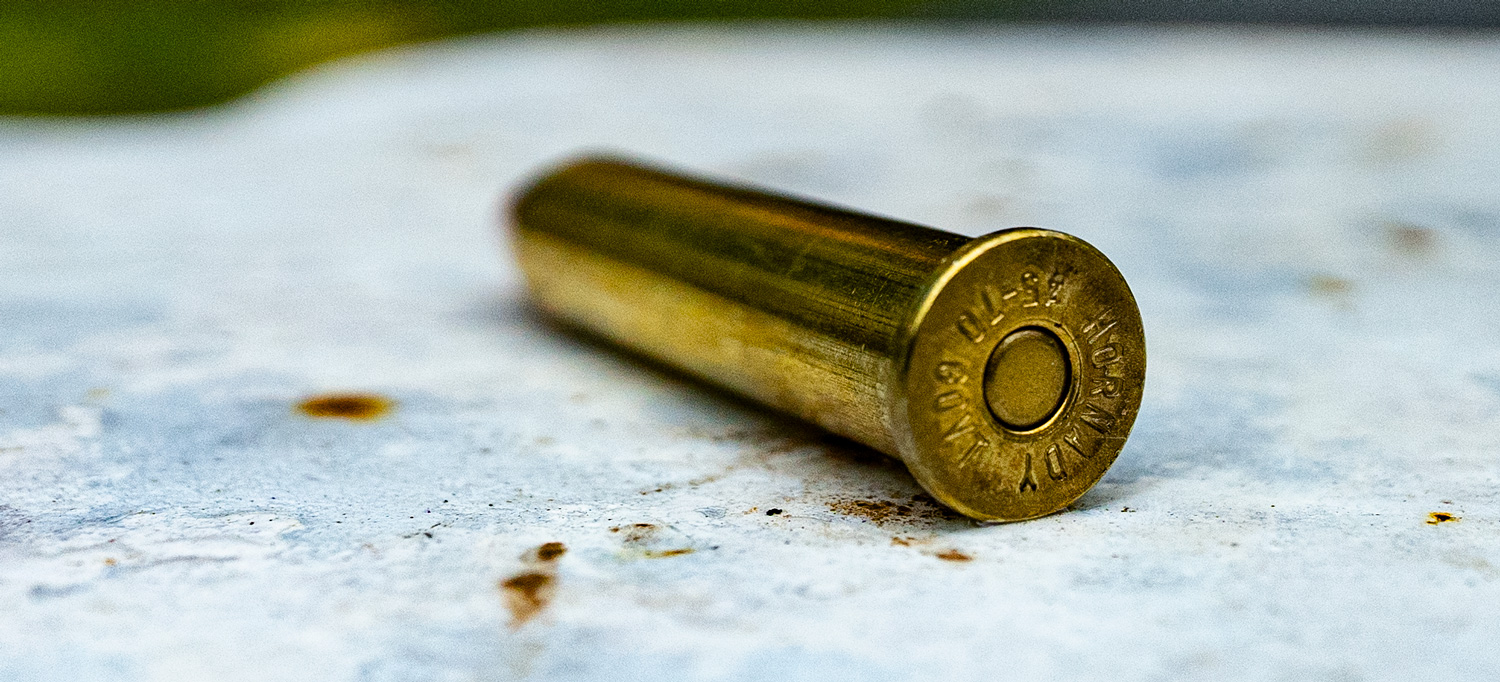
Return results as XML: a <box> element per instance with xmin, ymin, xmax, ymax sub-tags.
<box><xmin>2</xmin><ymin>25</ymin><xmax>1498</xmax><ymax>681</ymax></box>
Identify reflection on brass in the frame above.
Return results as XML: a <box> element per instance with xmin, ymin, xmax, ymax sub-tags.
<box><xmin>508</xmin><ymin>156</ymin><xmax>1146</xmax><ymax>522</ymax></box>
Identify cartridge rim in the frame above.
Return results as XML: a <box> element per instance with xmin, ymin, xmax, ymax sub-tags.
<box><xmin>891</xmin><ymin>228</ymin><xmax>1146</xmax><ymax>522</ymax></box>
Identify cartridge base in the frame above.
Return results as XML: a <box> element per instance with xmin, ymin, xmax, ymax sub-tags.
<box><xmin>894</xmin><ymin>229</ymin><xmax>1146</xmax><ymax>522</ymax></box>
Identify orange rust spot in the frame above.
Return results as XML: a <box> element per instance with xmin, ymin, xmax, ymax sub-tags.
<box><xmin>642</xmin><ymin>548</ymin><xmax>695</xmax><ymax>558</ymax></box>
<box><xmin>533</xmin><ymin>542</ymin><xmax>567</xmax><ymax>562</ymax></box>
<box><xmin>103</xmin><ymin>558</ymin><xmax>117</xmax><ymax>566</ymax></box>
<box><xmin>1427</xmin><ymin>512</ymin><xmax>1460</xmax><ymax>525</ymax></box>
<box><xmin>935</xmin><ymin>549</ymin><xmax>972</xmax><ymax>562</ymax></box>
<box><xmin>500</xmin><ymin>571</ymin><xmax>554</xmax><ymax>627</ymax></box>
<box><xmin>297</xmin><ymin>393</ymin><xmax>393</xmax><ymax>421</ymax></box>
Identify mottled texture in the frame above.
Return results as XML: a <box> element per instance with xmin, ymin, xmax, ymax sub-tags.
<box><xmin>2</xmin><ymin>25</ymin><xmax>1499</xmax><ymax>682</ymax></box>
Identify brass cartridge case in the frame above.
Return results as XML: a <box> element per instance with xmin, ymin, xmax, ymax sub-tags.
<box><xmin>509</xmin><ymin>156</ymin><xmax>1145</xmax><ymax>521</ymax></box>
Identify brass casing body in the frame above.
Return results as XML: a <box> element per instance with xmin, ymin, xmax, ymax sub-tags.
<box><xmin>510</xmin><ymin>157</ymin><xmax>1146</xmax><ymax>521</ymax></box>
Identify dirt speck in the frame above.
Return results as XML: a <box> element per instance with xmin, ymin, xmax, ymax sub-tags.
<box><xmin>103</xmin><ymin>558</ymin><xmax>117</xmax><ymax>566</ymax></box>
<box><xmin>765</xmin><ymin>508</ymin><xmax>783</xmax><ymax>516</ymax></box>
<box><xmin>642</xmin><ymin>548</ymin><xmax>695</xmax><ymax>558</ymax></box>
<box><xmin>1427</xmin><ymin>512</ymin><xmax>1460</xmax><ymax>525</ymax></box>
<box><xmin>500</xmin><ymin>572</ymin><xmax>554</xmax><ymax>627</ymax></box>
<box><xmin>297</xmin><ymin>393</ymin><xmax>393</xmax><ymax>421</ymax></box>
<box><xmin>935</xmin><ymin>549</ymin><xmax>972</xmax><ymax>562</ymax></box>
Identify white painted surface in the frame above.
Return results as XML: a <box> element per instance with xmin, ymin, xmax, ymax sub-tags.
<box><xmin>2</xmin><ymin>25</ymin><xmax>1498</xmax><ymax>681</ymax></box>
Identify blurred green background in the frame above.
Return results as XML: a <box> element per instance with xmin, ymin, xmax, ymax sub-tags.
<box><xmin>0</xmin><ymin>1</ymin><xmax>948</xmax><ymax>115</ymax></box>
<box><xmin>3</xmin><ymin>1</ymin><xmax>1494</xmax><ymax>115</ymax></box>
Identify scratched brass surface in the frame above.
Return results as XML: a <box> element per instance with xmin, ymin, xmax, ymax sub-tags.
<box><xmin>509</xmin><ymin>156</ymin><xmax>1145</xmax><ymax>521</ymax></box>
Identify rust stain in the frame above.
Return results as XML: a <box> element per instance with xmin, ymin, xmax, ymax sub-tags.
<box><xmin>1387</xmin><ymin>222</ymin><xmax>1436</xmax><ymax>257</ymax></box>
<box><xmin>935</xmin><ymin>549</ymin><xmax>972</xmax><ymax>562</ymax></box>
<box><xmin>830</xmin><ymin>499</ymin><xmax>910</xmax><ymax>524</ymax></box>
<box><xmin>1307</xmin><ymin>275</ymin><xmax>1353</xmax><ymax>297</ymax></box>
<box><xmin>500</xmin><ymin>572</ymin><xmax>554</xmax><ymax>627</ymax></box>
<box><xmin>610</xmin><ymin>523</ymin><xmax>658</xmax><ymax>542</ymax></box>
<box><xmin>828</xmin><ymin>494</ymin><xmax>963</xmax><ymax>527</ymax></box>
<box><xmin>297</xmin><ymin>393</ymin><xmax>393</xmax><ymax>421</ymax></box>
<box><xmin>532</xmin><ymin>542</ymin><xmax>566</xmax><ymax>562</ymax></box>
<box><xmin>1427</xmin><ymin>512</ymin><xmax>1460</xmax><ymax>525</ymax></box>
<box><xmin>611</xmin><ymin>523</ymin><xmax>694</xmax><ymax>558</ymax></box>
<box><xmin>500</xmin><ymin>542</ymin><xmax>568</xmax><ymax>627</ymax></box>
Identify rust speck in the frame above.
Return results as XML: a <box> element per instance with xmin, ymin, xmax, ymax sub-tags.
<box><xmin>103</xmin><ymin>558</ymin><xmax>117</xmax><ymax>566</ymax></box>
<box><xmin>935</xmin><ymin>549</ymin><xmax>972</xmax><ymax>562</ymax></box>
<box><xmin>297</xmin><ymin>393</ymin><xmax>393</xmax><ymax>421</ymax></box>
<box><xmin>1427</xmin><ymin>512</ymin><xmax>1460</xmax><ymax>525</ymax></box>
<box><xmin>829</xmin><ymin>499</ymin><xmax>910</xmax><ymax>524</ymax></box>
<box><xmin>533</xmin><ymin>542</ymin><xmax>566</xmax><ymax>562</ymax></box>
<box><xmin>500</xmin><ymin>571</ymin><xmax>555</xmax><ymax>627</ymax></box>
<box><xmin>642</xmin><ymin>548</ymin><xmax>695</xmax><ymax>558</ymax></box>
<box><xmin>828</xmin><ymin>494</ymin><xmax>962</xmax><ymax>526</ymax></box>
<box><xmin>610</xmin><ymin>523</ymin><xmax>658</xmax><ymax>544</ymax></box>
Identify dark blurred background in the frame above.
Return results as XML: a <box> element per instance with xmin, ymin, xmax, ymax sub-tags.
<box><xmin>4</xmin><ymin>0</ymin><xmax>1497</xmax><ymax>115</ymax></box>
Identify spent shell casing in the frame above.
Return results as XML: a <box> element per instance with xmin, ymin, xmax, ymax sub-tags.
<box><xmin>508</xmin><ymin>156</ymin><xmax>1145</xmax><ymax>521</ymax></box>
